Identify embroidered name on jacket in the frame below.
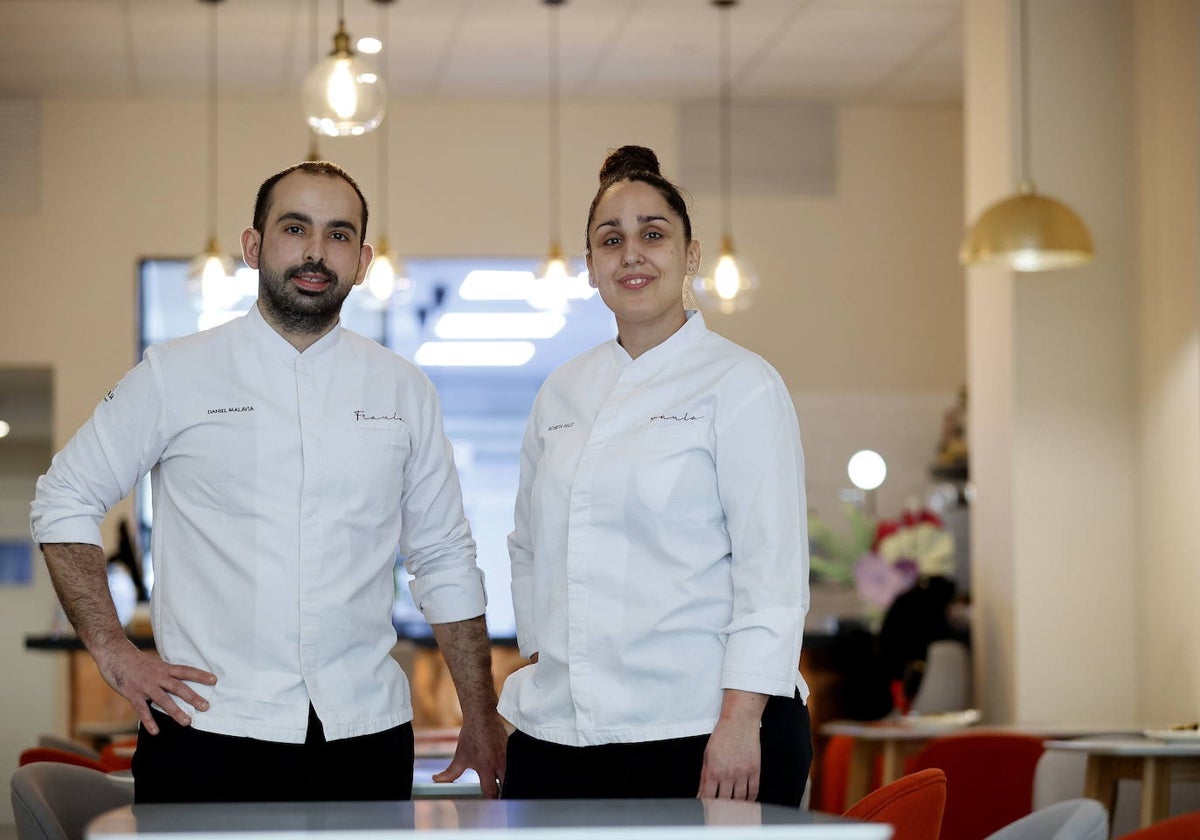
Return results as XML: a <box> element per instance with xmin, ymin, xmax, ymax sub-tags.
<box><xmin>355</xmin><ymin>411</ymin><xmax>404</xmax><ymax>422</ymax></box>
<box><xmin>207</xmin><ymin>405</ymin><xmax>255</xmax><ymax>414</ymax></box>
<box><xmin>649</xmin><ymin>412</ymin><xmax>706</xmax><ymax>423</ymax></box>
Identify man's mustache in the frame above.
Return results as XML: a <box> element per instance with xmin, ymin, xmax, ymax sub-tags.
<box><xmin>286</xmin><ymin>262</ymin><xmax>337</xmax><ymax>284</ymax></box>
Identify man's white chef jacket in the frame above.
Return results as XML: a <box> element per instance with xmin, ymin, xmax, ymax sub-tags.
<box><xmin>498</xmin><ymin>311</ymin><xmax>809</xmax><ymax>747</ymax></box>
<box><xmin>31</xmin><ymin>303</ymin><xmax>485</xmax><ymax>743</ymax></box>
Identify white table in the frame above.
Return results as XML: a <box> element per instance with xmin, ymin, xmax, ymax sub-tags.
<box><xmin>822</xmin><ymin>719</ymin><xmax>1140</xmax><ymax>811</ymax></box>
<box><xmin>108</xmin><ymin>758</ymin><xmax>481</xmax><ymax>800</ymax></box>
<box><xmin>87</xmin><ymin>800</ymin><xmax>892</xmax><ymax>840</ymax></box>
<box><xmin>412</xmin><ymin>756</ymin><xmax>481</xmax><ymax>799</ymax></box>
<box><xmin>1043</xmin><ymin>735</ymin><xmax>1200</xmax><ymax>829</ymax></box>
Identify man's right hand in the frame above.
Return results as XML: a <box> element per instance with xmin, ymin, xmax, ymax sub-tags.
<box><xmin>94</xmin><ymin>639</ymin><xmax>217</xmax><ymax>735</ymax></box>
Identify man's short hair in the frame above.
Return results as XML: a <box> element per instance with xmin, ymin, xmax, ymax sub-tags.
<box><xmin>252</xmin><ymin>161</ymin><xmax>369</xmax><ymax>244</ymax></box>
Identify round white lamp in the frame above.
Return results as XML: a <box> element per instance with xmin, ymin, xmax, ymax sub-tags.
<box><xmin>847</xmin><ymin>449</ymin><xmax>887</xmax><ymax>515</ymax></box>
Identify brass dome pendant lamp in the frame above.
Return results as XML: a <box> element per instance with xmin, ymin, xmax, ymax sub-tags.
<box><xmin>960</xmin><ymin>0</ymin><xmax>1094</xmax><ymax>272</ymax></box>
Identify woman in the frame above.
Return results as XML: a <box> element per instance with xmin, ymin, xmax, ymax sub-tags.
<box><xmin>498</xmin><ymin>146</ymin><xmax>811</xmax><ymax>805</ymax></box>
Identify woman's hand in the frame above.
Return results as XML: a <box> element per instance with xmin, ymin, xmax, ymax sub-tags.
<box><xmin>697</xmin><ymin>689</ymin><xmax>768</xmax><ymax>800</ymax></box>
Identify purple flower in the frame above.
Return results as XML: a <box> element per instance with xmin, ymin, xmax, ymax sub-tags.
<box><xmin>854</xmin><ymin>554</ymin><xmax>919</xmax><ymax>609</ymax></box>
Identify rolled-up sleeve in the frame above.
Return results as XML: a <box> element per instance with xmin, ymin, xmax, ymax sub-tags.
<box><xmin>714</xmin><ymin>368</ymin><xmax>809</xmax><ymax>698</ymax></box>
<box><xmin>31</xmin><ymin>356</ymin><xmax>168</xmax><ymax>547</ymax></box>
<box><xmin>402</xmin><ymin>375</ymin><xmax>486</xmax><ymax>625</ymax></box>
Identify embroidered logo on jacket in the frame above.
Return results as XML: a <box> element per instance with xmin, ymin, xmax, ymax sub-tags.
<box><xmin>355</xmin><ymin>410</ymin><xmax>404</xmax><ymax>422</ymax></box>
<box><xmin>546</xmin><ymin>422</ymin><xmax>575</xmax><ymax>432</ymax></box>
<box><xmin>649</xmin><ymin>412</ymin><xmax>705</xmax><ymax>423</ymax></box>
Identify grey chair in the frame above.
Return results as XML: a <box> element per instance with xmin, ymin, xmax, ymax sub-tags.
<box><xmin>910</xmin><ymin>638</ymin><xmax>972</xmax><ymax>715</ymax></box>
<box><xmin>35</xmin><ymin>735</ymin><xmax>102</xmax><ymax>762</ymax></box>
<box><xmin>11</xmin><ymin>762</ymin><xmax>133</xmax><ymax>840</ymax></box>
<box><xmin>983</xmin><ymin>798</ymin><xmax>1109</xmax><ymax>840</ymax></box>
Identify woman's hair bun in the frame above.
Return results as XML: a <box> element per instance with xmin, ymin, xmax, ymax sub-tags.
<box><xmin>598</xmin><ymin>145</ymin><xmax>662</xmax><ymax>183</ymax></box>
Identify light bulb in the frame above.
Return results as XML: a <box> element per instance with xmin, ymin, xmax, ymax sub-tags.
<box><xmin>302</xmin><ymin>20</ymin><xmax>387</xmax><ymax>137</ymax></box>
<box><xmin>187</xmin><ymin>236</ymin><xmax>235</xmax><ymax>307</ymax></box>
<box><xmin>530</xmin><ymin>243</ymin><xmax>571</xmax><ymax>312</ymax></box>
<box><xmin>694</xmin><ymin>236</ymin><xmax>757</xmax><ymax>314</ymax></box>
<box><xmin>365</xmin><ymin>252</ymin><xmax>395</xmax><ymax>301</ymax></box>
<box><xmin>714</xmin><ymin>253</ymin><xmax>740</xmax><ymax>301</ymax></box>
<box><xmin>326</xmin><ymin>58</ymin><xmax>358</xmax><ymax>120</ymax></box>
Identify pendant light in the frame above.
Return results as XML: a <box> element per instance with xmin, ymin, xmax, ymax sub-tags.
<box><xmin>363</xmin><ymin>0</ymin><xmax>412</xmax><ymax>306</ymax></box>
<box><xmin>188</xmin><ymin>0</ymin><xmax>233</xmax><ymax>296</ymax></box>
<box><xmin>532</xmin><ymin>0</ymin><xmax>570</xmax><ymax>312</ymax></box>
<box><xmin>694</xmin><ymin>0</ymin><xmax>756</xmax><ymax>314</ymax></box>
<box><xmin>959</xmin><ymin>0</ymin><xmax>1094</xmax><ymax>271</ymax></box>
<box><xmin>303</xmin><ymin>0</ymin><xmax>387</xmax><ymax>137</ymax></box>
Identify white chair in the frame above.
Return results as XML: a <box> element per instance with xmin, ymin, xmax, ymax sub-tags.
<box><xmin>910</xmin><ymin>639</ymin><xmax>971</xmax><ymax>714</ymax></box>
<box><xmin>983</xmin><ymin>798</ymin><xmax>1108</xmax><ymax>840</ymax></box>
<box><xmin>11</xmin><ymin>761</ymin><xmax>133</xmax><ymax>840</ymax></box>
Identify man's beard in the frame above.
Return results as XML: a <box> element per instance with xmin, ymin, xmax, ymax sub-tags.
<box><xmin>257</xmin><ymin>260</ymin><xmax>352</xmax><ymax>335</ymax></box>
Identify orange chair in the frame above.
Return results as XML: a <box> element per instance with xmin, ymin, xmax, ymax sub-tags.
<box><xmin>97</xmin><ymin>737</ymin><xmax>136</xmax><ymax>772</ymax></box>
<box><xmin>1117</xmin><ymin>812</ymin><xmax>1200</xmax><ymax>839</ymax></box>
<box><xmin>18</xmin><ymin>747</ymin><xmax>107</xmax><ymax>773</ymax></box>
<box><xmin>905</xmin><ymin>732</ymin><xmax>1045</xmax><ymax>840</ymax></box>
<box><xmin>816</xmin><ymin>733</ymin><xmax>885</xmax><ymax>813</ymax></box>
<box><xmin>844</xmin><ymin>768</ymin><xmax>948</xmax><ymax>840</ymax></box>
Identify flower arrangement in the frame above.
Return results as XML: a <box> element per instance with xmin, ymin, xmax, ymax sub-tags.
<box><xmin>810</xmin><ymin>504</ymin><xmax>956</xmax><ymax>625</ymax></box>
<box><xmin>855</xmin><ymin>508</ymin><xmax>955</xmax><ymax>616</ymax></box>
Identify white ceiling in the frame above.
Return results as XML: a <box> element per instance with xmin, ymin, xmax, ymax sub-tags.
<box><xmin>0</xmin><ymin>0</ymin><xmax>964</xmax><ymax>104</ymax></box>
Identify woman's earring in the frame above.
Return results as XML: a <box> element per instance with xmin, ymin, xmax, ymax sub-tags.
<box><xmin>588</xmin><ymin>274</ymin><xmax>598</xmax><ymax>288</ymax></box>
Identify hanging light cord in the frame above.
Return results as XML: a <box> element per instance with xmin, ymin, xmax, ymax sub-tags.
<box><xmin>547</xmin><ymin>0</ymin><xmax>563</xmax><ymax>250</ymax></box>
<box><xmin>717</xmin><ymin>0</ymin><xmax>734</xmax><ymax>241</ymax></box>
<box><xmin>206</xmin><ymin>0</ymin><xmax>219</xmax><ymax>242</ymax></box>
<box><xmin>377</xmin><ymin>1</ymin><xmax>389</xmax><ymax>236</ymax></box>
<box><xmin>1018</xmin><ymin>0</ymin><xmax>1031</xmax><ymax>187</ymax></box>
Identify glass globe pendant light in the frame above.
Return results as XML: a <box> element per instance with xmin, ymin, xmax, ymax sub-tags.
<box><xmin>532</xmin><ymin>0</ymin><xmax>570</xmax><ymax>313</ymax></box>
<box><xmin>694</xmin><ymin>0</ymin><xmax>757</xmax><ymax>314</ymax></box>
<box><xmin>303</xmin><ymin>0</ymin><xmax>387</xmax><ymax>137</ymax></box>
<box><xmin>188</xmin><ymin>0</ymin><xmax>233</xmax><ymax>298</ymax></box>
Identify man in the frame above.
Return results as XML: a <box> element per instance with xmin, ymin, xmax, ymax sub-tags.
<box><xmin>30</xmin><ymin>161</ymin><xmax>507</xmax><ymax>803</ymax></box>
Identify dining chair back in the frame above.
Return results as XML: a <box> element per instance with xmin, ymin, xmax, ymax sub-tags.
<box><xmin>843</xmin><ymin>767</ymin><xmax>947</xmax><ymax>840</ymax></box>
<box><xmin>982</xmin><ymin>798</ymin><xmax>1108</xmax><ymax>840</ymax></box>
<box><xmin>906</xmin><ymin>731</ymin><xmax>1045</xmax><ymax>840</ymax></box>
<box><xmin>34</xmin><ymin>736</ymin><xmax>102</xmax><ymax>762</ymax></box>
<box><xmin>909</xmin><ymin>639</ymin><xmax>972</xmax><ymax>715</ymax></box>
<box><xmin>1116</xmin><ymin>811</ymin><xmax>1200</xmax><ymax>839</ymax></box>
<box><xmin>11</xmin><ymin>761</ymin><xmax>133</xmax><ymax>840</ymax></box>
<box><xmin>18</xmin><ymin>748</ymin><xmax>106</xmax><ymax>773</ymax></box>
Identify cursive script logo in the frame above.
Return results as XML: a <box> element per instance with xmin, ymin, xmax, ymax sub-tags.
<box><xmin>355</xmin><ymin>410</ymin><xmax>404</xmax><ymax>422</ymax></box>
<box><xmin>207</xmin><ymin>405</ymin><xmax>255</xmax><ymax>414</ymax></box>
<box><xmin>546</xmin><ymin>422</ymin><xmax>575</xmax><ymax>432</ymax></box>
<box><xmin>649</xmin><ymin>412</ymin><xmax>706</xmax><ymax>423</ymax></box>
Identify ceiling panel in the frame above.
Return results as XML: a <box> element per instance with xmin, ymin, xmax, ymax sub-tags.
<box><xmin>0</xmin><ymin>0</ymin><xmax>964</xmax><ymax>104</ymax></box>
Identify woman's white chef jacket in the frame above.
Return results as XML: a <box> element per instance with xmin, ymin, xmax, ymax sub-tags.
<box><xmin>498</xmin><ymin>311</ymin><xmax>809</xmax><ymax>747</ymax></box>
<box><xmin>31</xmin><ymin>304</ymin><xmax>485</xmax><ymax>743</ymax></box>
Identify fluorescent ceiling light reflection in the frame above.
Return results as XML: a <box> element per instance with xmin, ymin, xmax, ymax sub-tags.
<box><xmin>458</xmin><ymin>269</ymin><xmax>597</xmax><ymax>303</ymax></box>
<box><xmin>434</xmin><ymin>312</ymin><xmax>566</xmax><ymax>340</ymax></box>
<box><xmin>415</xmin><ymin>341</ymin><xmax>536</xmax><ymax>367</ymax></box>
<box><xmin>459</xmin><ymin>270</ymin><xmax>538</xmax><ymax>301</ymax></box>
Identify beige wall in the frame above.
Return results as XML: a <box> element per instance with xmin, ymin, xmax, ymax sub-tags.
<box><xmin>966</xmin><ymin>0</ymin><xmax>1200</xmax><ymax>727</ymax></box>
<box><xmin>0</xmin><ymin>94</ymin><xmax>965</xmax><ymax>823</ymax></box>
<box><xmin>1133</xmin><ymin>0</ymin><xmax>1200</xmax><ymax>725</ymax></box>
